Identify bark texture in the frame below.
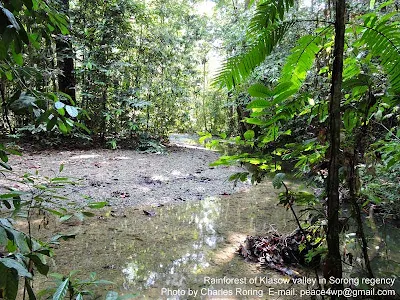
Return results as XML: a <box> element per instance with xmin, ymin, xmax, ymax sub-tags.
<box><xmin>325</xmin><ymin>0</ymin><xmax>345</xmax><ymax>295</ymax></box>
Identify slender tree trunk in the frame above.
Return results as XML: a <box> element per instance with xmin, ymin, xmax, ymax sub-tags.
<box><xmin>56</xmin><ymin>0</ymin><xmax>76</xmax><ymax>103</ymax></box>
<box><xmin>324</xmin><ymin>0</ymin><xmax>345</xmax><ymax>295</ymax></box>
<box><xmin>0</xmin><ymin>80</ymin><xmax>13</xmax><ymax>133</ymax></box>
<box><xmin>100</xmin><ymin>86</ymin><xmax>107</xmax><ymax>143</ymax></box>
<box><xmin>135</xmin><ymin>24</ymin><xmax>144</xmax><ymax>87</ymax></box>
<box><xmin>202</xmin><ymin>58</ymin><xmax>208</xmax><ymax>131</ymax></box>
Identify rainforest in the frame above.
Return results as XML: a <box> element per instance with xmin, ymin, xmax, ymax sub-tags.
<box><xmin>0</xmin><ymin>0</ymin><xmax>399</xmax><ymax>299</ymax></box>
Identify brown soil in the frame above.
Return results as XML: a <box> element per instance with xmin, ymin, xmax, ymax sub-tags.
<box><xmin>2</xmin><ymin>138</ymin><xmax>249</xmax><ymax>209</ymax></box>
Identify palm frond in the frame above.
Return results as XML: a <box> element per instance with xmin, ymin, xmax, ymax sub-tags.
<box><xmin>280</xmin><ymin>27</ymin><xmax>331</xmax><ymax>90</ymax></box>
<box><xmin>214</xmin><ymin>21</ymin><xmax>294</xmax><ymax>90</ymax></box>
<box><xmin>213</xmin><ymin>0</ymin><xmax>296</xmax><ymax>90</ymax></box>
<box><xmin>359</xmin><ymin>12</ymin><xmax>400</xmax><ymax>93</ymax></box>
<box><xmin>248</xmin><ymin>0</ymin><xmax>295</xmax><ymax>38</ymax></box>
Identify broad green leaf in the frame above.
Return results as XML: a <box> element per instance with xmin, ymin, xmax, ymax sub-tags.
<box><xmin>5</xmin><ymin>71</ymin><xmax>13</xmax><ymax>80</ymax></box>
<box><xmin>47</xmin><ymin>23</ymin><xmax>55</xmax><ymax>32</ymax></box>
<box><xmin>374</xmin><ymin>109</ymin><xmax>383</xmax><ymax>121</ymax></box>
<box><xmin>248</xmin><ymin>83</ymin><xmax>272</xmax><ymax>97</ymax></box>
<box><xmin>243</xmin><ymin>130</ymin><xmax>255</xmax><ymax>140</ymax></box>
<box><xmin>47</xmin><ymin>116</ymin><xmax>57</xmax><ymax>131</ymax></box>
<box><xmin>3</xmin><ymin>28</ymin><xmax>15</xmax><ymax>49</ymax></box>
<box><xmin>65</xmin><ymin>105</ymin><xmax>78</xmax><ymax>117</ymax></box>
<box><xmin>274</xmin><ymin>88</ymin><xmax>298</xmax><ymax>103</ymax></box>
<box><xmin>28</xmin><ymin>33</ymin><xmax>40</xmax><ymax>49</ymax></box>
<box><xmin>245</xmin><ymin>117</ymin><xmax>265</xmax><ymax>126</ymax></box>
<box><xmin>12</xmin><ymin>51</ymin><xmax>23</xmax><ymax>66</ymax></box>
<box><xmin>55</xmin><ymin>101</ymin><xmax>65</xmax><ymax>109</ymax></box>
<box><xmin>26</xmin><ymin>253</ymin><xmax>49</xmax><ymax>275</ymax></box>
<box><xmin>57</xmin><ymin>120</ymin><xmax>68</xmax><ymax>134</ymax></box>
<box><xmin>247</xmin><ymin>99</ymin><xmax>271</xmax><ymax>109</ymax></box>
<box><xmin>57</xmin><ymin>108</ymin><xmax>65</xmax><ymax>116</ymax></box>
<box><xmin>0</xmin><ymin>258</ymin><xmax>32</xmax><ymax>278</ymax></box>
<box><xmin>199</xmin><ymin>132</ymin><xmax>212</xmax><ymax>144</ymax></box>
<box><xmin>1</xmin><ymin>7</ymin><xmax>20</xmax><ymax>30</ymax></box>
<box><xmin>272</xmin><ymin>82</ymin><xmax>294</xmax><ymax>96</ymax></box>
<box><xmin>0</xmin><ymin>150</ymin><xmax>8</xmax><ymax>162</ymax></box>
<box><xmin>51</xmin><ymin>177</ymin><xmax>69</xmax><ymax>182</ymax></box>
<box><xmin>0</xmin><ymin>263</ymin><xmax>18</xmax><ymax>300</ymax></box>
<box><xmin>343</xmin><ymin>109</ymin><xmax>357</xmax><ymax>132</ymax></box>
<box><xmin>9</xmin><ymin>93</ymin><xmax>37</xmax><ymax>114</ymax></box>
<box><xmin>272</xmin><ymin>173</ymin><xmax>286</xmax><ymax>189</ymax></box>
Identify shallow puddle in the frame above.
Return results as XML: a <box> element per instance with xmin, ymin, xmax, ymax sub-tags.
<box><xmin>31</xmin><ymin>182</ymin><xmax>307</xmax><ymax>299</ymax></box>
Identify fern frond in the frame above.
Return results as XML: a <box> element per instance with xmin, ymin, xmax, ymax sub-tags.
<box><xmin>214</xmin><ymin>21</ymin><xmax>294</xmax><ymax>90</ymax></box>
<box><xmin>248</xmin><ymin>0</ymin><xmax>295</xmax><ymax>37</ymax></box>
<box><xmin>359</xmin><ymin>13</ymin><xmax>400</xmax><ymax>93</ymax></box>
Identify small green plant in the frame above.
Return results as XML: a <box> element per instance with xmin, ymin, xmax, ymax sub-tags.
<box><xmin>38</xmin><ymin>271</ymin><xmax>114</xmax><ymax>299</ymax></box>
<box><xmin>0</xmin><ymin>157</ymin><xmax>111</xmax><ymax>299</ymax></box>
<box><xmin>37</xmin><ymin>271</ymin><xmax>138</xmax><ymax>299</ymax></box>
<box><xmin>106</xmin><ymin>139</ymin><xmax>118</xmax><ymax>150</ymax></box>
<box><xmin>0</xmin><ymin>216</ymin><xmax>78</xmax><ymax>299</ymax></box>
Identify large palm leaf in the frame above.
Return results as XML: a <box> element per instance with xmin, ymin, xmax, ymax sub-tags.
<box><xmin>359</xmin><ymin>12</ymin><xmax>400</xmax><ymax>93</ymax></box>
<box><xmin>214</xmin><ymin>0</ymin><xmax>296</xmax><ymax>89</ymax></box>
<box><xmin>214</xmin><ymin>21</ymin><xmax>294</xmax><ymax>90</ymax></box>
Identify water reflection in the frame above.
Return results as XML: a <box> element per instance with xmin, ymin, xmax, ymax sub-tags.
<box><xmin>37</xmin><ymin>182</ymin><xmax>296</xmax><ymax>298</ymax></box>
<box><xmin>121</xmin><ymin>197</ymin><xmax>222</xmax><ymax>291</ymax></box>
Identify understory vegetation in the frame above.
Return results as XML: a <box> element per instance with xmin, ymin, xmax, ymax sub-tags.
<box><xmin>0</xmin><ymin>0</ymin><xmax>399</xmax><ymax>299</ymax></box>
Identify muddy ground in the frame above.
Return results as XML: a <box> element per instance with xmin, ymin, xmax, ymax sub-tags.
<box><xmin>2</xmin><ymin>135</ymin><xmax>249</xmax><ymax>209</ymax></box>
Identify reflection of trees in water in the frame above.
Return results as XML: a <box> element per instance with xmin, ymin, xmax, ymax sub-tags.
<box><xmin>122</xmin><ymin>197</ymin><xmax>222</xmax><ymax>291</ymax></box>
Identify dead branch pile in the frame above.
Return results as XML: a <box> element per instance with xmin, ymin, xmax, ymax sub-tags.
<box><xmin>238</xmin><ymin>230</ymin><xmax>313</xmax><ymax>277</ymax></box>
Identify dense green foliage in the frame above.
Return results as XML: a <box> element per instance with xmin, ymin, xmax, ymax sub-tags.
<box><xmin>205</xmin><ymin>0</ymin><xmax>400</xmax><ymax>288</ymax></box>
<box><xmin>0</xmin><ymin>0</ymin><xmax>222</xmax><ymax>148</ymax></box>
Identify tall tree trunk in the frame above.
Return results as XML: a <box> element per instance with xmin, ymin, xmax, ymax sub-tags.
<box><xmin>56</xmin><ymin>0</ymin><xmax>76</xmax><ymax>103</ymax></box>
<box><xmin>324</xmin><ymin>0</ymin><xmax>345</xmax><ymax>294</ymax></box>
